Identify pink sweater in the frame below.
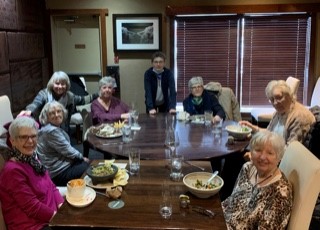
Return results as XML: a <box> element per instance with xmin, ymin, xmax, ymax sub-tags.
<box><xmin>0</xmin><ymin>160</ymin><xmax>64</xmax><ymax>230</ymax></box>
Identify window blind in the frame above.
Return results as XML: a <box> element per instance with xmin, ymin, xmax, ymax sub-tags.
<box><xmin>174</xmin><ymin>14</ymin><xmax>310</xmax><ymax>106</ymax></box>
<box><xmin>241</xmin><ymin>14</ymin><xmax>310</xmax><ymax>106</ymax></box>
<box><xmin>175</xmin><ymin>16</ymin><xmax>239</xmax><ymax>102</ymax></box>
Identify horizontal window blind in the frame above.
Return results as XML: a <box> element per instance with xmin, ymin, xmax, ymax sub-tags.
<box><xmin>175</xmin><ymin>14</ymin><xmax>310</xmax><ymax>106</ymax></box>
<box><xmin>175</xmin><ymin>16</ymin><xmax>239</xmax><ymax>102</ymax></box>
<box><xmin>242</xmin><ymin>15</ymin><xmax>310</xmax><ymax>106</ymax></box>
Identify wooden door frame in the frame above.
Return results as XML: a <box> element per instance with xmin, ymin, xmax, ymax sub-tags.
<box><xmin>47</xmin><ymin>9</ymin><xmax>108</xmax><ymax>76</ymax></box>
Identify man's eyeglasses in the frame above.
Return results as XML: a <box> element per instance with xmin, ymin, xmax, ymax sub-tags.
<box><xmin>17</xmin><ymin>135</ymin><xmax>37</xmax><ymax>142</ymax></box>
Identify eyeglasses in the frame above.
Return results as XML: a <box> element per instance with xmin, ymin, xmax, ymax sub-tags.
<box><xmin>191</xmin><ymin>85</ymin><xmax>203</xmax><ymax>90</ymax></box>
<box><xmin>269</xmin><ymin>95</ymin><xmax>285</xmax><ymax>104</ymax></box>
<box><xmin>48</xmin><ymin>109</ymin><xmax>63</xmax><ymax>116</ymax></box>
<box><xmin>17</xmin><ymin>135</ymin><xmax>37</xmax><ymax>142</ymax></box>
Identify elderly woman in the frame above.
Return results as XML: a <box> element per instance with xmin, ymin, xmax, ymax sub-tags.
<box><xmin>241</xmin><ymin>80</ymin><xmax>315</xmax><ymax>144</ymax></box>
<box><xmin>222</xmin><ymin>130</ymin><xmax>293</xmax><ymax>229</ymax></box>
<box><xmin>0</xmin><ymin>116</ymin><xmax>63</xmax><ymax>230</ymax></box>
<box><xmin>91</xmin><ymin>76</ymin><xmax>130</xmax><ymax>125</ymax></box>
<box><xmin>36</xmin><ymin>101</ymin><xmax>90</xmax><ymax>186</ymax></box>
<box><xmin>183</xmin><ymin>76</ymin><xmax>225</xmax><ymax>122</ymax></box>
<box><xmin>18</xmin><ymin>71</ymin><xmax>97</xmax><ymax>132</ymax></box>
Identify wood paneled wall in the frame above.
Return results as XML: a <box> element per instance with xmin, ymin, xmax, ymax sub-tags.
<box><xmin>0</xmin><ymin>0</ymin><xmax>50</xmax><ymax>115</ymax></box>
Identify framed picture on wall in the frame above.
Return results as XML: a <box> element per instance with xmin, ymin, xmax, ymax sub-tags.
<box><xmin>113</xmin><ymin>14</ymin><xmax>162</xmax><ymax>52</ymax></box>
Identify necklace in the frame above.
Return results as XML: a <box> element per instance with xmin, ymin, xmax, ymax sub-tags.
<box><xmin>255</xmin><ymin>168</ymin><xmax>278</xmax><ymax>187</ymax></box>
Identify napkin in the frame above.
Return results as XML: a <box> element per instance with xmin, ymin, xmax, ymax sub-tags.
<box><xmin>131</xmin><ymin>126</ymin><xmax>141</xmax><ymax>131</ymax></box>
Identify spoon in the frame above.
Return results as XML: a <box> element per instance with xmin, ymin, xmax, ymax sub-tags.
<box><xmin>207</xmin><ymin>170</ymin><xmax>219</xmax><ymax>184</ymax></box>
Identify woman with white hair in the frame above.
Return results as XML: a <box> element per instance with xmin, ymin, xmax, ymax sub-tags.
<box><xmin>37</xmin><ymin>101</ymin><xmax>89</xmax><ymax>186</ymax></box>
<box><xmin>183</xmin><ymin>76</ymin><xmax>225</xmax><ymax>122</ymax></box>
<box><xmin>222</xmin><ymin>130</ymin><xmax>293</xmax><ymax>229</ymax></box>
<box><xmin>240</xmin><ymin>79</ymin><xmax>315</xmax><ymax>144</ymax></box>
<box><xmin>18</xmin><ymin>71</ymin><xmax>97</xmax><ymax>132</ymax></box>
<box><xmin>91</xmin><ymin>76</ymin><xmax>130</xmax><ymax>125</ymax></box>
<box><xmin>0</xmin><ymin>116</ymin><xmax>63</xmax><ymax>229</ymax></box>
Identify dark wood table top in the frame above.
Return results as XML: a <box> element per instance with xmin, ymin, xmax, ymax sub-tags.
<box><xmin>86</xmin><ymin>113</ymin><xmax>248</xmax><ymax>160</ymax></box>
<box><xmin>50</xmin><ymin>159</ymin><xmax>227</xmax><ymax>229</ymax></box>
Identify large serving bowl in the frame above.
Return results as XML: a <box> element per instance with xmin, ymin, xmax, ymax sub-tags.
<box><xmin>86</xmin><ymin>164</ymin><xmax>118</xmax><ymax>185</ymax></box>
<box><xmin>225</xmin><ymin>125</ymin><xmax>252</xmax><ymax>140</ymax></box>
<box><xmin>183</xmin><ymin>172</ymin><xmax>224</xmax><ymax>198</ymax></box>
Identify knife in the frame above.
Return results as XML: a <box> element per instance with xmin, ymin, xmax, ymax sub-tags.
<box><xmin>184</xmin><ymin>161</ymin><xmax>205</xmax><ymax>171</ymax></box>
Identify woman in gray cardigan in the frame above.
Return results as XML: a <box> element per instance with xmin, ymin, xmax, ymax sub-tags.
<box><xmin>36</xmin><ymin>101</ymin><xmax>90</xmax><ymax>186</ymax></box>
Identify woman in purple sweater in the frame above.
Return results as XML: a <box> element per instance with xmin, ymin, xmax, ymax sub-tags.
<box><xmin>0</xmin><ymin>116</ymin><xmax>63</xmax><ymax>230</ymax></box>
<box><xmin>91</xmin><ymin>76</ymin><xmax>130</xmax><ymax>125</ymax></box>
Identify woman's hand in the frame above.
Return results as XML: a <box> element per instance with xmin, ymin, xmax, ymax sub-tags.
<box><xmin>149</xmin><ymin>109</ymin><xmax>157</xmax><ymax>115</ymax></box>
<box><xmin>212</xmin><ymin>115</ymin><xmax>222</xmax><ymax>123</ymax></box>
<box><xmin>239</xmin><ymin>120</ymin><xmax>260</xmax><ymax>133</ymax></box>
<box><xmin>169</xmin><ymin>109</ymin><xmax>176</xmax><ymax>114</ymax></box>
<box><xmin>18</xmin><ymin>110</ymin><xmax>32</xmax><ymax>117</ymax></box>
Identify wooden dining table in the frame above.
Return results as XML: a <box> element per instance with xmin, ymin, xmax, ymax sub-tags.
<box><xmin>50</xmin><ymin>159</ymin><xmax>228</xmax><ymax>229</ymax></box>
<box><xmin>85</xmin><ymin>113</ymin><xmax>249</xmax><ymax>160</ymax></box>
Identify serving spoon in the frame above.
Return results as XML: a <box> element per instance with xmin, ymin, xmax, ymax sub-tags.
<box><xmin>207</xmin><ymin>170</ymin><xmax>219</xmax><ymax>184</ymax></box>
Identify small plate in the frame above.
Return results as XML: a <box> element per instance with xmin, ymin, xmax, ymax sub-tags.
<box><xmin>92</xmin><ymin>124</ymin><xmax>123</xmax><ymax>139</ymax></box>
<box><xmin>189</xmin><ymin>115</ymin><xmax>205</xmax><ymax>124</ymax></box>
<box><xmin>84</xmin><ymin>173</ymin><xmax>129</xmax><ymax>190</ymax></box>
<box><xmin>95</xmin><ymin>131</ymin><xmax>122</xmax><ymax>139</ymax></box>
<box><xmin>66</xmin><ymin>187</ymin><xmax>96</xmax><ymax>208</ymax></box>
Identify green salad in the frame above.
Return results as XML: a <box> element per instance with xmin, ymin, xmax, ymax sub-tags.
<box><xmin>194</xmin><ymin>179</ymin><xmax>220</xmax><ymax>190</ymax></box>
<box><xmin>91</xmin><ymin>164</ymin><xmax>114</xmax><ymax>176</ymax></box>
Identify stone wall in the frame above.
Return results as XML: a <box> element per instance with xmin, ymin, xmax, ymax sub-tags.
<box><xmin>0</xmin><ymin>0</ymin><xmax>49</xmax><ymax>115</ymax></box>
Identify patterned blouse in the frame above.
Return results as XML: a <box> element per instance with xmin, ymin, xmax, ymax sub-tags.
<box><xmin>222</xmin><ymin>162</ymin><xmax>293</xmax><ymax>230</ymax></box>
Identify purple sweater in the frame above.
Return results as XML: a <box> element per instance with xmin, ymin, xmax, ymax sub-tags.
<box><xmin>0</xmin><ymin>160</ymin><xmax>64</xmax><ymax>230</ymax></box>
<box><xmin>91</xmin><ymin>97</ymin><xmax>130</xmax><ymax>125</ymax></box>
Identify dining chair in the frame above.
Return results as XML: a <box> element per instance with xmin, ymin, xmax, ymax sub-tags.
<box><xmin>0</xmin><ymin>95</ymin><xmax>13</xmax><ymax>138</ymax></box>
<box><xmin>279</xmin><ymin>141</ymin><xmax>320</xmax><ymax>230</ymax></box>
<box><xmin>250</xmin><ymin>76</ymin><xmax>300</xmax><ymax>126</ymax></box>
<box><xmin>70</xmin><ymin>77</ymin><xmax>87</xmax><ymax>143</ymax></box>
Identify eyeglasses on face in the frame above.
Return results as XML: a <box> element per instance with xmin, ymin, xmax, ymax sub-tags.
<box><xmin>192</xmin><ymin>85</ymin><xmax>203</xmax><ymax>90</ymax></box>
<box><xmin>17</xmin><ymin>135</ymin><xmax>37</xmax><ymax>142</ymax></box>
<box><xmin>269</xmin><ymin>95</ymin><xmax>285</xmax><ymax>104</ymax></box>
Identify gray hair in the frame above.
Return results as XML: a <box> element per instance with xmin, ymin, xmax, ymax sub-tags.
<box><xmin>265</xmin><ymin>80</ymin><xmax>294</xmax><ymax>102</ymax></box>
<box><xmin>47</xmin><ymin>71</ymin><xmax>71</xmax><ymax>92</ymax></box>
<box><xmin>39</xmin><ymin>101</ymin><xmax>68</xmax><ymax>125</ymax></box>
<box><xmin>249</xmin><ymin>130</ymin><xmax>286</xmax><ymax>161</ymax></box>
<box><xmin>98</xmin><ymin>76</ymin><xmax>116</xmax><ymax>96</ymax></box>
<box><xmin>9</xmin><ymin>116</ymin><xmax>38</xmax><ymax>139</ymax></box>
<box><xmin>188</xmin><ymin>76</ymin><xmax>204</xmax><ymax>91</ymax></box>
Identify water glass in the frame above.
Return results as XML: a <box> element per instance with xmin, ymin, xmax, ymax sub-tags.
<box><xmin>122</xmin><ymin>124</ymin><xmax>132</xmax><ymax>143</ymax></box>
<box><xmin>212</xmin><ymin>119</ymin><xmax>223</xmax><ymax>138</ymax></box>
<box><xmin>129</xmin><ymin>148</ymin><xmax>140</xmax><ymax>175</ymax></box>
<box><xmin>159</xmin><ymin>201</ymin><xmax>172</xmax><ymax>219</ymax></box>
<box><xmin>170</xmin><ymin>154</ymin><xmax>184</xmax><ymax>182</ymax></box>
<box><xmin>131</xmin><ymin>110</ymin><xmax>140</xmax><ymax>127</ymax></box>
<box><xmin>204</xmin><ymin>110</ymin><xmax>212</xmax><ymax>126</ymax></box>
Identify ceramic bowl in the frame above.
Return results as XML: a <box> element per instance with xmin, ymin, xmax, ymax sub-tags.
<box><xmin>86</xmin><ymin>164</ymin><xmax>118</xmax><ymax>185</ymax></box>
<box><xmin>183</xmin><ymin>172</ymin><xmax>224</xmax><ymax>198</ymax></box>
<box><xmin>225</xmin><ymin>125</ymin><xmax>252</xmax><ymax>140</ymax></box>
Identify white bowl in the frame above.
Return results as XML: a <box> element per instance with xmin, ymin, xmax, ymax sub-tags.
<box><xmin>183</xmin><ymin>172</ymin><xmax>224</xmax><ymax>198</ymax></box>
<box><xmin>225</xmin><ymin>125</ymin><xmax>252</xmax><ymax>140</ymax></box>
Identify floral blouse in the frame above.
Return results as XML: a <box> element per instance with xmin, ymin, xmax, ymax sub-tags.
<box><xmin>222</xmin><ymin>162</ymin><xmax>293</xmax><ymax>230</ymax></box>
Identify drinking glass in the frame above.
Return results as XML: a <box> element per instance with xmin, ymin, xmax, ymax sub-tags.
<box><xmin>131</xmin><ymin>110</ymin><xmax>140</xmax><ymax>127</ymax></box>
<box><xmin>122</xmin><ymin>124</ymin><xmax>132</xmax><ymax>143</ymax></box>
<box><xmin>212</xmin><ymin>119</ymin><xmax>223</xmax><ymax>138</ymax></box>
<box><xmin>170</xmin><ymin>154</ymin><xmax>184</xmax><ymax>182</ymax></box>
<box><xmin>204</xmin><ymin>110</ymin><xmax>212</xmax><ymax>126</ymax></box>
<box><xmin>128</xmin><ymin>148</ymin><xmax>140</xmax><ymax>175</ymax></box>
<box><xmin>159</xmin><ymin>180</ymin><xmax>172</xmax><ymax>219</ymax></box>
<box><xmin>165</xmin><ymin>129</ymin><xmax>180</xmax><ymax>155</ymax></box>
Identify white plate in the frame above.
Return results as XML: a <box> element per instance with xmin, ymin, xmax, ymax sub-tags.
<box><xmin>84</xmin><ymin>173</ymin><xmax>129</xmax><ymax>190</ymax></box>
<box><xmin>66</xmin><ymin>187</ymin><xmax>96</xmax><ymax>208</ymax></box>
